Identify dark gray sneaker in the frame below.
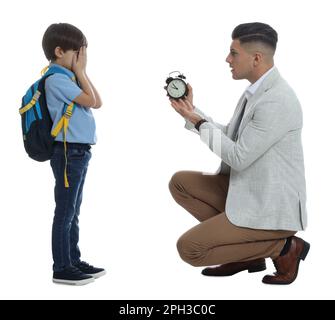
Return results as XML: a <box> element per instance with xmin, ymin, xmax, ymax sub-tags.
<box><xmin>74</xmin><ymin>261</ymin><xmax>106</xmax><ymax>279</ymax></box>
<box><xmin>53</xmin><ymin>266</ymin><xmax>94</xmax><ymax>286</ymax></box>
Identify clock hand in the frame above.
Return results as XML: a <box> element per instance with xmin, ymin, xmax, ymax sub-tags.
<box><xmin>172</xmin><ymin>84</ymin><xmax>178</xmax><ymax>90</ymax></box>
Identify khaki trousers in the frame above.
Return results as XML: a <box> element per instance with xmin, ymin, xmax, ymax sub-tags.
<box><xmin>169</xmin><ymin>171</ymin><xmax>296</xmax><ymax>267</ymax></box>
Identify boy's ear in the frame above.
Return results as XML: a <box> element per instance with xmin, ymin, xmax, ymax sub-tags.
<box><xmin>54</xmin><ymin>46</ymin><xmax>64</xmax><ymax>59</ymax></box>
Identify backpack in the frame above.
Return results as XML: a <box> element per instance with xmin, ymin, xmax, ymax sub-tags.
<box><xmin>19</xmin><ymin>65</ymin><xmax>76</xmax><ymax>187</ymax></box>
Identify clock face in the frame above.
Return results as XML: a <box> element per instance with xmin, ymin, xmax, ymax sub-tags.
<box><xmin>167</xmin><ymin>78</ymin><xmax>187</xmax><ymax>99</ymax></box>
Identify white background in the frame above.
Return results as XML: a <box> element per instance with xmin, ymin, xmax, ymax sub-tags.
<box><xmin>0</xmin><ymin>0</ymin><xmax>334</xmax><ymax>300</ymax></box>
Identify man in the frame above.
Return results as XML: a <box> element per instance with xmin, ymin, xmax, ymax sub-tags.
<box><xmin>168</xmin><ymin>22</ymin><xmax>309</xmax><ymax>285</ymax></box>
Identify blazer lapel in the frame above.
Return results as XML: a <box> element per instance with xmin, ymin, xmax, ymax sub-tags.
<box><xmin>237</xmin><ymin>68</ymin><xmax>281</xmax><ymax>135</ymax></box>
<box><xmin>227</xmin><ymin>94</ymin><xmax>247</xmax><ymax>139</ymax></box>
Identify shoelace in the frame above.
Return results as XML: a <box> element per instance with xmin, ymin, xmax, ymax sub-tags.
<box><xmin>78</xmin><ymin>261</ymin><xmax>92</xmax><ymax>268</ymax></box>
<box><xmin>68</xmin><ymin>266</ymin><xmax>85</xmax><ymax>275</ymax></box>
<box><xmin>76</xmin><ymin>261</ymin><xmax>96</xmax><ymax>272</ymax></box>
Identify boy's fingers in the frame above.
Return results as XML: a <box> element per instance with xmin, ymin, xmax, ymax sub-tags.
<box><xmin>72</xmin><ymin>53</ymin><xmax>77</xmax><ymax>64</ymax></box>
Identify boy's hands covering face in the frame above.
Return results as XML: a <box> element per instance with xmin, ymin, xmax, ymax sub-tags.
<box><xmin>72</xmin><ymin>46</ymin><xmax>87</xmax><ymax>74</ymax></box>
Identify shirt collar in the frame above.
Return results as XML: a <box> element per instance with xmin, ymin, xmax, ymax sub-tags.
<box><xmin>245</xmin><ymin>66</ymin><xmax>275</xmax><ymax>99</ymax></box>
<box><xmin>49</xmin><ymin>63</ymin><xmax>76</xmax><ymax>79</ymax></box>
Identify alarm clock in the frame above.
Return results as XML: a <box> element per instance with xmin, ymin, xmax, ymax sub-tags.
<box><xmin>165</xmin><ymin>71</ymin><xmax>188</xmax><ymax>99</ymax></box>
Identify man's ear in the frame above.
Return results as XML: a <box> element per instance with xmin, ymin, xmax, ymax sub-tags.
<box><xmin>253</xmin><ymin>52</ymin><xmax>263</xmax><ymax>67</ymax></box>
<box><xmin>54</xmin><ymin>46</ymin><xmax>64</xmax><ymax>59</ymax></box>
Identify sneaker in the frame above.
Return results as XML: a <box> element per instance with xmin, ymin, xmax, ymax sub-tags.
<box><xmin>53</xmin><ymin>266</ymin><xmax>94</xmax><ymax>286</ymax></box>
<box><xmin>74</xmin><ymin>261</ymin><xmax>106</xmax><ymax>279</ymax></box>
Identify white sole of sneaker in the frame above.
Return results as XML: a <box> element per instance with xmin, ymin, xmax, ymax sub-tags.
<box><xmin>52</xmin><ymin>277</ymin><xmax>95</xmax><ymax>286</ymax></box>
<box><xmin>88</xmin><ymin>270</ymin><xmax>106</xmax><ymax>279</ymax></box>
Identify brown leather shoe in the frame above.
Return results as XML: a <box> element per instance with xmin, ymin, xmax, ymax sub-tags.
<box><xmin>262</xmin><ymin>236</ymin><xmax>310</xmax><ymax>285</ymax></box>
<box><xmin>201</xmin><ymin>258</ymin><xmax>266</xmax><ymax>276</ymax></box>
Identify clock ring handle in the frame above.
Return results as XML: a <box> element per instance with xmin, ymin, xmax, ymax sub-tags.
<box><xmin>169</xmin><ymin>71</ymin><xmax>186</xmax><ymax>79</ymax></box>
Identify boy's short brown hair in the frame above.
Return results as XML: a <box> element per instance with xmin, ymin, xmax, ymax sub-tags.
<box><xmin>42</xmin><ymin>23</ymin><xmax>87</xmax><ymax>61</ymax></box>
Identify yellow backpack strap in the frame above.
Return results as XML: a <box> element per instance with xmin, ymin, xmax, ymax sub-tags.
<box><xmin>51</xmin><ymin>103</ymin><xmax>75</xmax><ymax>188</ymax></box>
<box><xmin>19</xmin><ymin>91</ymin><xmax>41</xmax><ymax>115</ymax></box>
<box><xmin>20</xmin><ymin>65</ymin><xmax>50</xmax><ymax>116</ymax></box>
<box><xmin>46</xmin><ymin>66</ymin><xmax>77</xmax><ymax>188</ymax></box>
<box><xmin>41</xmin><ymin>65</ymin><xmax>49</xmax><ymax>76</ymax></box>
<box><xmin>51</xmin><ymin>103</ymin><xmax>75</xmax><ymax>138</ymax></box>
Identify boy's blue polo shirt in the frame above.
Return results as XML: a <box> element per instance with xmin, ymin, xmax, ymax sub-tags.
<box><xmin>45</xmin><ymin>63</ymin><xmax>97</xmax><ymax>144</ymax></box>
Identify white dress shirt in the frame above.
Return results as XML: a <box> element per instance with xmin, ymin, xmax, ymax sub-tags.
<box><xmin>244</xmin><ymin>66</ymin><xmax>275</xmax><ymax>111</ymax></box>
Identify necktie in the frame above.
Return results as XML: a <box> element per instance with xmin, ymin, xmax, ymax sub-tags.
<box><xmin>232</xmin><ymin>98</ymin><xmax>247</xmax><ymax>141</ymax></box>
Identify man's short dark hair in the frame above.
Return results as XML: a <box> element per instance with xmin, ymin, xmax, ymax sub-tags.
<box><xmin>42</xmin><ymin>23</ymin><xmax>87</xmax><ymax>61</ymax></box>
<box><xmin>232</xmin><ymin>22</ymin><xmax>278</xmax><ymax>51</ymax></box>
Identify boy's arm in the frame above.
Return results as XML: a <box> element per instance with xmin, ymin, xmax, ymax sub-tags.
<box><xmin>73</xmin><ymin>71</ymin><xmax>96</xmax><ymax>107</ymax></box>
<box><xmin>86</xmin><ymin>75</ymin><xmax>102</xmax><ymax>108</ymax></box>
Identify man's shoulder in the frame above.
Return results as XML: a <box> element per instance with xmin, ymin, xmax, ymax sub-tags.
<box><xmin>264</xmin><ymin>75</ymin><xmax>300</xmax><ymax>105</ymax></box>
<box><xmin>254</xmin><ymin>84</ymin><xmax>302</xmax><ymax>123</ymax></box>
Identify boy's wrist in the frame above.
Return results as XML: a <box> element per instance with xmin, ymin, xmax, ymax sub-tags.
<box><xmin>75</xmin><ymin>70</ymin><xmax>88</xmax><ymax>81</ymax></box>
<box><xmin>74</xmin><ymin>69</ymin><xmax>86</xmax><ymax>76</ymax></box>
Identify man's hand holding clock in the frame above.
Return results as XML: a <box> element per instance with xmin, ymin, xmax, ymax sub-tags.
<box><xmin>169</xmin><ymin>84</ymin><xmax>202</xmax><ymax>124</ymax></box>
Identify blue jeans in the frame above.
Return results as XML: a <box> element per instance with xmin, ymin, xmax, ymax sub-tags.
<box><xmin>50</xmin><ymin>143</ymin><xmax>91</xmax><ymax>272</ymax></box>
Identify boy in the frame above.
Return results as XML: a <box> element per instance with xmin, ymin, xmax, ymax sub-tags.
<box><xmin>42</xmin><ymin>23</ymin><xmax>104</xmax><ymax>285</ymax></box>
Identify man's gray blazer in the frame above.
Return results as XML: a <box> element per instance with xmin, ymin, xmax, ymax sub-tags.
<box><xmin>185</xmin><ymin>68</ymin><xmax>307</xmax><ymax>231</ymax></box>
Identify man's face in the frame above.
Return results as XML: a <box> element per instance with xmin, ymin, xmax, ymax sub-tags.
<box><xmin>226</xmin><ymin>39</ymin><xmax>255</xmax><ymax>80</ymax></box>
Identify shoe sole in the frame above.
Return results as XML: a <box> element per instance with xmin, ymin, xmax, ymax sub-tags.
<box><xmin>87</xmin><ymin>270</ymin><xmax>106</xmax><ymax>279</ymax></box>
<box><xmin>248</xmin><ymin>262</ymin><xmax>267</xmax><ymax>273</ymax></box>
<box><xmin>52</xmin><ymin>277</ymin><xmax>95</xmax><ymax>286</ymax></box>
<box><xmin>262</xmin><ymin>241</ymin><xmax>310</xmax><ymax>285</ymax></box>
<box><xmin>202</xmin><ymin>262</ymin><xmax>266</xmax><ymax>277</ymax></box>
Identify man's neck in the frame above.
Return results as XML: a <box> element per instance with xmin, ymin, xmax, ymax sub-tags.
<box><xmin>248</xmin><ymin>64</ymin><xmax>274</xmax><ymax>84</ymax></box>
